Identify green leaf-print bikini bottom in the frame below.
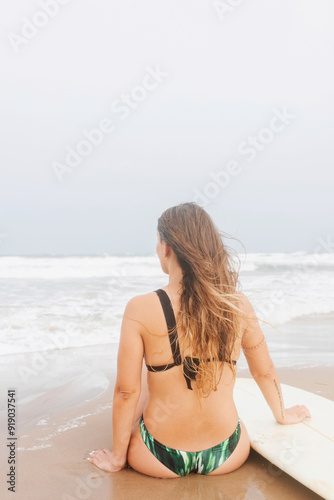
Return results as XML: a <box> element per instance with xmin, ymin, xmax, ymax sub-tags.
<box><xmin>139</xmin><ymin>414</ymin><xmax>241</xmax><ymax>476</ymax></box>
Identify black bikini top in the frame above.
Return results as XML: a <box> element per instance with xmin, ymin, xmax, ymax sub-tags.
<box><xmin>145</xmin><ymin>289</ymin><xmax>237</xmax><ymax>390</ymax></box>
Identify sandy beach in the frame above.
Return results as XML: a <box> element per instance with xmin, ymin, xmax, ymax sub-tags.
<box><xmin>1</xmin><ymin>341</ymin><xmax>332</xmax><ymax>500</ymax></box>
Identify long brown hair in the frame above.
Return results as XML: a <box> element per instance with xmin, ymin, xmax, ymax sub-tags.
<box><xmin>157</xmin><ymin>202</ymin><xmax>247</xmax><ymax>398</ymax></box>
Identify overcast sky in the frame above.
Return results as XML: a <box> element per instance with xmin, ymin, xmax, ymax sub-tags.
<box><xmin>1</xmin><ymin>0</ymin><xmax>333</xmax><ymax>256</ymax></box>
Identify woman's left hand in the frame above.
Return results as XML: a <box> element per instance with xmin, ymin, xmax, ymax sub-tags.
<box><xmin>88</xmin><ymin>449</ymin><xmax>127</xmax><ymax>472</ymax></box>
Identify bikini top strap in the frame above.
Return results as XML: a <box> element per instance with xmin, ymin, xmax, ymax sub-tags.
<box><xmin>155</xmin><ymin>289</ymin><xmax>182</xmax><ymax>365</ymax></box>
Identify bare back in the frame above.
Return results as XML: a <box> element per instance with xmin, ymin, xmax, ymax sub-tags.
<box><xmin>138</xmin><ymin>287</ymin><xmax>242</xmax><ymax>451</ymax></box>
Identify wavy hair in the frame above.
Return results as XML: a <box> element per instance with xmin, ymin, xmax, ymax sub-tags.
<box><xmin>157</xmin><ymin>202</ymin><xmax>250</xmax><ymax>398</ymax></box>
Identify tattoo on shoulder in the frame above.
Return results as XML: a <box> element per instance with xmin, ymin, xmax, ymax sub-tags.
<box><xmin>273</xmin><ymin>378</ymin><xmax>284</xmax><ymax>420</ymax></box>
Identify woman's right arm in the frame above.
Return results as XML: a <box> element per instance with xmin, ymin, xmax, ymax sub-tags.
<box><xmin>238</xmin><ymin>293</ymin><xmax>311</xmax><ymax>425</ymax></box>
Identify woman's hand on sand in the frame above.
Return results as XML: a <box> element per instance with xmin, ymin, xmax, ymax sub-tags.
<box><xmin>277</xmin><ymin>405</ymin><xmax>311</xmax><ymax>425</ymax></box>
<box><xmin>88</xmin><ymin>449</ymin><xmax>126</xmax><ymax>472</ymax></box>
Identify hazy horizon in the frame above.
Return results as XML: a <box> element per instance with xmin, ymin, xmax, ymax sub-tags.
<box><xmin>1</xmin><ymin>1</ymin><xmax>333</xmax><ymax>256</ymax></box>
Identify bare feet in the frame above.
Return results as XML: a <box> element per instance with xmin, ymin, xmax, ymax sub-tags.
<box><xmin>88</xmin><ymin>449</ymin><xmax>126</xmax><ymax>472</ymax></box>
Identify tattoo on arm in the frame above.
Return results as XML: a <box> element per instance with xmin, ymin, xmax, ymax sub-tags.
<box><xmin>273</xmin><ymin>378</ymin><xmax>284</xmax><ymax>420</ymax></box>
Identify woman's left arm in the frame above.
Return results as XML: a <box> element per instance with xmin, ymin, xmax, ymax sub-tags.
<box><xmin>90</xmin><ymin>297</ymin><xmax>144</xmax><ymax>472</ymax></box>
<box><xmin>112</xmin><ymin>297</ymin><xmax>144</xmax><ymax>462</ymax></box>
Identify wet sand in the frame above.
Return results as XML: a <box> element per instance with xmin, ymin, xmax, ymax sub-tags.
<box><xmin>1</xmin><ymin>344</ymin><xmax>332</xmax><ymax>500</ymax></box>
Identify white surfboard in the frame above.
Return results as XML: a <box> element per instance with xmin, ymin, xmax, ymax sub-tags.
<box><xmin>234</xmin><ymin>378</ymin><xmax>334</xmax><ymax>500</ymax></box>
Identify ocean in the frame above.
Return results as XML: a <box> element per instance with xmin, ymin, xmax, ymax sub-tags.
<box><xmin>1</xmin><ymin>253</ymin><xmax>333</xmax><ymax>369</ymax></box>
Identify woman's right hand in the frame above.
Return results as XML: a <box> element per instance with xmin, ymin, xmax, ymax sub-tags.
<box><xmin>277</xmin><ymin>405</ymin><xmax>311</xmax><ymax>425</ymax></box>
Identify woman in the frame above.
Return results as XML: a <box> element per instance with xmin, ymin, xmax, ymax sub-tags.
<box><xmin>89</xmin><ymin>202</ymin><xmax>311</xmax><ymax>478</ymax></box>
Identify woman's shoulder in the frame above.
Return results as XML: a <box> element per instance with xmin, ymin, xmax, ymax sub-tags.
<box><xmin>124</xmin><ymin>291</ymin><xmax>159</xmax><ymax>318</ymax></box>
<box><xmin>123</xmin><ymin>291</ymin><xmax>162</xmax><ymax>336</ymax></box>
<box><xmin>233</xmin><ymin>291</ymin><xmax>257</xmax><ymax>337</ymax></box>
<box><xmin>234</xmin><ymin>291</ymin><xmax>261</xmax><ymax>343</ymax></box>
<box><xmin>235</xmin><ymin>291</ymin><xmax>255</xmax><ymax>314</ymax></box>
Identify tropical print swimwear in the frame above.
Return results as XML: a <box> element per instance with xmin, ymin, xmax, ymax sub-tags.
<box><xmin>139</xmin><ymin>414</ymin><xmax>241</xmax><ymax>476</ymax></box>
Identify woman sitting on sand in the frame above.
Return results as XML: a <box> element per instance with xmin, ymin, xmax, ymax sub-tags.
<box><xmin>89</xmin><ymin>202</ymin><xmax>310</xmax><ymax>478</ymax></box>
